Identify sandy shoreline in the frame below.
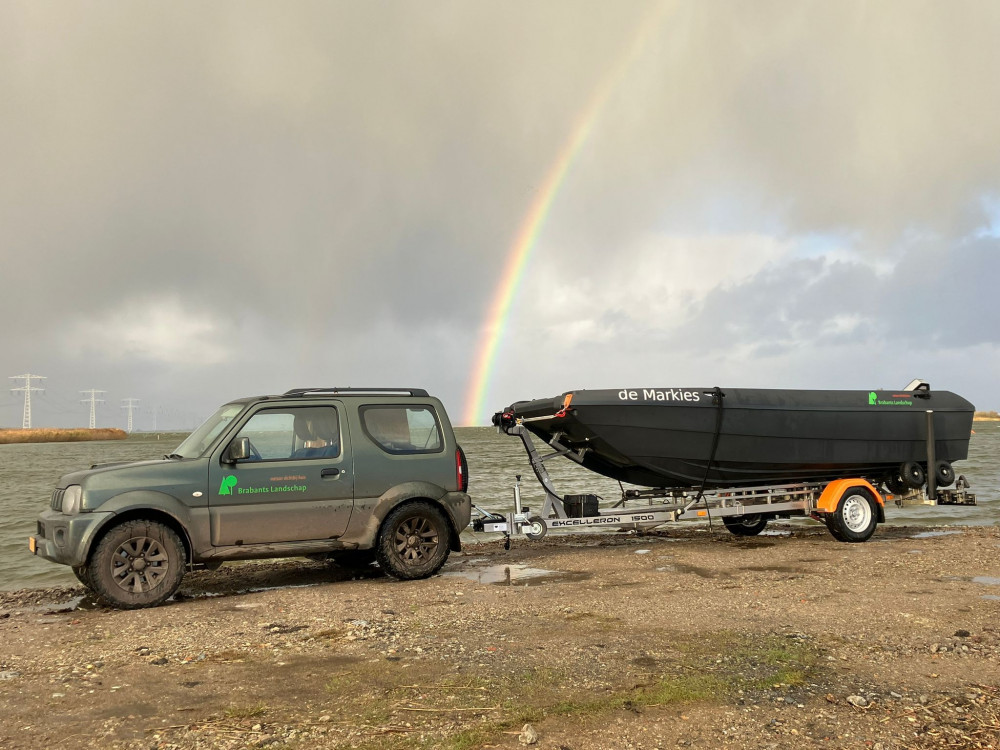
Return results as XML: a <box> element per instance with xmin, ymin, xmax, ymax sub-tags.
<box><xmin>1</xmin><ymin>524</ymin><xmax>998</xmax><ymax>749</ymax></box>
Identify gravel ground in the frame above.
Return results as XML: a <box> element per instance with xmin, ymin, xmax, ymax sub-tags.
<box><xmin>1</xmin><ymin>524</ymin><xmax>998</xmax><ymax>749</ymax></box>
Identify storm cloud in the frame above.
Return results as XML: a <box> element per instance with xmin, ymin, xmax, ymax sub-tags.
<box><xmin>1</xmin><ymin>0</ymin><xmax>998</xmax><ymax>428</ymax></box>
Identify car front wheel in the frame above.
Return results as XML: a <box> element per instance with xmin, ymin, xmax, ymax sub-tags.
<box><xmin>87</xmin><ymin>519</ymin><xmax>186</xmax><ymax>609</ymax></box>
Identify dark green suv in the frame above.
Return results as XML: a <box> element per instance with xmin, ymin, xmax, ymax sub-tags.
<box><xmin>29</xmin><ymin>388</ymin><xmax>471</xmax><ymax>608</ymax></box>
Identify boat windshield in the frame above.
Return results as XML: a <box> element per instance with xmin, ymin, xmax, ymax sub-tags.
<box><xmin>172</xmin><ymin>404</ymin><xmax>246</xmax><ymax>458</ymax></box>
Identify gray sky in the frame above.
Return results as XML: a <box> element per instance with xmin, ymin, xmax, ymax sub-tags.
<box><xmin>2</xmin><ymin>0</ymin><xmax>999</xmax><ymax>430</ymax></box>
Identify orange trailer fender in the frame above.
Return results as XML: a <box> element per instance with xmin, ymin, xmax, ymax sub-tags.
<box><xmin>815</xmin><ymin>479</ymin><xmax>885</xmax><ymax>522</ymax></box>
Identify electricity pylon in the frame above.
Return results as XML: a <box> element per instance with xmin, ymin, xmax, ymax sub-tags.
<box><xmin>121</xmin><ymin>398</ymin><xmax>140</xmax><ymax>433</ymax></box>
<box><xmin>10</xmin><ymin>374</ymin><xmax>46</xmax><ymax>429</ymax></box>
<box><xmin>80</xmin><ymin>389</ymin><xmax>106</xmax><ymax>429</ymax></box>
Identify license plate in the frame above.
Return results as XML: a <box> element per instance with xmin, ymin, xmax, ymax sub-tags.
<box><xmin>28</xmin><ymin>537</ymin><xmax>37</xmax><ymax>554</ymax></box>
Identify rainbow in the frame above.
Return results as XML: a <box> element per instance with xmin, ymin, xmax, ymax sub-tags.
<box><xmin>462</xmin><ymin>2</ymin><xmax>671</xmax><ymax>425</ymax></box>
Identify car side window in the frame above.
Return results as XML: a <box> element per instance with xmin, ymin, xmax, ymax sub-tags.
<box><xmin>361</xmin><ymin>405</ymin><xmax>443</xmax><ymax>454</ymax></box>
<box><xmin>234</xmin><ymin>407</ymin><xmax>341</xmax><ymax>461</ymax></box>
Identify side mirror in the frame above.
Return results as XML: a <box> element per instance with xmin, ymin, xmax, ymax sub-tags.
<box><xmin>226</xmin><ymin>437</ymin><xmax>251</xmax><ymax>463</ymax></box>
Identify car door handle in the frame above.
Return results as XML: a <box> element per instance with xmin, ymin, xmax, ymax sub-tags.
<box><xmin>321</xmin><ymin>468</ymin><xmax>341</xmax><ymax>478</ymax></box>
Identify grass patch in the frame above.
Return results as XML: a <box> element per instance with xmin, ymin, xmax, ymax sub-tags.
<box><xmin>223</xmin><ymin>701</ymin><xmax>267</xmax><ymax>719</ymax></box>
<box><xmin>323</xmin><ymin>631</ymin><xmax>820</xmax><ymax>750</ymax></box>
<box><xmin>0</xmin><ymin>428</ymin><xmax>127</xmax><ymax>444</ymax></box>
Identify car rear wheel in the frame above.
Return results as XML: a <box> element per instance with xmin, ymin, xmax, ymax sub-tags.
<box><xmin>88</xmin><ymin>520</ymin><xmax>186</xmax><ymax>609</ymax></box>
<box><xmin>376</xmin><ymin>501</ymin><xmax>450</xmax><ymax>580</ymax></box>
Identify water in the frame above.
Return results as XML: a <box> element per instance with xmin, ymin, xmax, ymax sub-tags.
<box><xmin>2</xmin><ymin>424</ymin><xmax>998</xmax><ymax>592</ymax></box>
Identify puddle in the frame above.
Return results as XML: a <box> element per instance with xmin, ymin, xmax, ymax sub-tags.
<box><xmin>758</xmin><ymin>530</ymin><xmax>792</xmax><ymax>537</ymax></box>
<box><xmin>972</xmin><ymin>577</ymin><xmax>1000</xmax><ymax>587</ymax></box>
<box><xmin>443</xmin><ymin>564</ymin><xmax>591</xmax><ymax>586</ymax></box>
<box><xmin>982</xmin><ymin>595</ymin><xmax>1000</xmax><ymax>601</ymax></box>
<box><xmin>911</xmin><ymin>531</ymin><xmax>963</xmax><ymax>539</ymax></box>
<box><xmin>57</xmin><ymin>594</ymin><xmax>104</xmax><ymax>612</ymax></box>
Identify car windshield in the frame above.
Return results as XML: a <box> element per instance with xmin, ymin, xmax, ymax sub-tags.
<box><xmin>172</xmin><ymin>403</ymin><xmax>245</xmax><ymax>458</ymax></box>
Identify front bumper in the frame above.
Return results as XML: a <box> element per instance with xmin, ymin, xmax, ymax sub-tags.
<box><xmin>30</xmin><ymin>510</ymin><xmax>114</xmax><ymax>567</ymax></box>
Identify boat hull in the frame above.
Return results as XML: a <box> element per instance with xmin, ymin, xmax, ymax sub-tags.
<box><xmin>499</xmin><ymin>387</ymin><xmax>975</xmax><ymax>489</ymax></box>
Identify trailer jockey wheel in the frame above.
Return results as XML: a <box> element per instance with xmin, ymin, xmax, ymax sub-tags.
<box><xmin>524</xmin><ymin>517</ymin><xmax>547</xmax><ymax>541</ymax></box>
<box><xmin>827</xmin><ymin>487</ymin><xmax>878</xmax><ymax>543</ymax></box>
<box><xmin>721</xmin><ymin>514</ymin><xmax>768</xmax><ymax>536</ymax></box>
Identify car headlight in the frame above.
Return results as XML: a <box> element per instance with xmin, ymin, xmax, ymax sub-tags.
<box><xmin>62</xmin><ymin>485</ymin><xmax>83</xmax><ymax>515</ymax></box>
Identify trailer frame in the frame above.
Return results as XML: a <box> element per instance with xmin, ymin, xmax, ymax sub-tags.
<box><xmin>472</xmin><ymin>422</ymin><xmax>977</xmax><ymax>544</ymax></box>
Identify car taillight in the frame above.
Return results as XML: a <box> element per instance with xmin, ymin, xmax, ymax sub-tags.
<box><xmin>456</xmin><ymin>446</ymin><xmax>469</xmax><ymax>493</ymax></box>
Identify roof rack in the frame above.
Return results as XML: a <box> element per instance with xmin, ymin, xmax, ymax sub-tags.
<box><xmin>282</xmin><ymin>387</ymin><xmax>430</xmax><ymax>397</ymax></box>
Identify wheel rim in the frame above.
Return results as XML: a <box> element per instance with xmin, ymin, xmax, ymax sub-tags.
<box><xmin>110</xmin><ymin>535</ymin><xmax>170</xmax><ymax>593</ymax></box>
<box><xmin>393</xmin><ymin>515</ymin><xmax>440</xmax><ymax>563</ymax></box>
<box><xmin>841</xmin><ymin>495</ymin><xmax>872</xmax><ymax>533</ymax></box>
<box><xmin>737</xmin><ymin>515</ymin><xmax>762</xmax><ymax>529</ymax></box>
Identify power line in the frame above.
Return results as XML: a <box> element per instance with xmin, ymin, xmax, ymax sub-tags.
<box><xmin>10</xmin><ymin>374</ymin><xmax>46</xmax><ymax>429</ymax></box>
<box><xmin>80</xmin><ymin>389</ymin><xmax>106</xmax><ymax>429</ymax></box>
<box><xmin>121</xmin><ymin>398</ymin><xmax>140</xmax><ymax>433</ymax></box>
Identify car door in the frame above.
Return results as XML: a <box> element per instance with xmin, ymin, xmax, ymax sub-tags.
<box><xmin>207</xmin><ymin>402</ymin><xmax>354</xmax><ymax>546</ymax></box>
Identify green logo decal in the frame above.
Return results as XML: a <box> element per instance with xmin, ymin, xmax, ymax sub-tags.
<box><xmin>868</xmin><ymin>392</ymin><xmax>877</xmax><ymax>405</ymax></box>
<box><xmin>219</xmin><ymin>475</ymin><xmax>238</xmax><ymax>495</ymax></box>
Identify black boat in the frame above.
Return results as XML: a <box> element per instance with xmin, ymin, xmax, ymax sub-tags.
<box><xmin>493</xmin><ymin>381</ymin><xmax>975</xmax><ymax>490</ymax></box>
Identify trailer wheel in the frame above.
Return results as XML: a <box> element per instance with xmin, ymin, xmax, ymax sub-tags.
<box><xmin>722</xmin><ymin>514</ymin><xmax>768</xmax><ymax>536</ymax></box>
<box><xmin>934</xmin><ymin>460</ymin><xmax>955</xmax><ymax>487</ymax></box>
<box><xmin>524</xmin><ymin>516</ymin><xmax>547</xmax><ymax>541</ymax></box>
<box><xmin>899</xmin><ymin>461</ymin><xmax>925</xmax><ymax>489</ymax></box>
<box><xmin>827</xmin><ymin>487</ymin><xmax>878</xmax><ymax>543</ymax></box>
<box><xmin>884</xmin><ymin>475</ymin><xmax>907</xmax><ymax>495</ymax></box>
<box><xmin>824</xmin><ymin>517</ymin><xmax>847</xmax><ymax>542</ymax></box>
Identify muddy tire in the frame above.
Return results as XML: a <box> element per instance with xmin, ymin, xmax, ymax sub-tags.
<box><xmin>87</xmin><ymin>520</ymin><xmax>186</xmax><ymax>609</ymax></box>
<box><xmin>376</xmin><ymin>501</ymin><xmax>450</xmax><ymax>580</ymax></box>
<box><xmin>827</xmin><ymin>487</ymin><xmax>878</xmax><ymax>543</ymax></box>
<box><xmin>722</xmin><ymin>514</ymin><xmax>768</xmax><ymax>536</ymax></box>
<box><xmin>71</xmin><ymin>565</ymin><xmax>93</xmax><ymax>589</ymax></box>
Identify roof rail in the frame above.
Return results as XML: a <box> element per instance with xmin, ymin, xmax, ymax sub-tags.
<box><xmin>282</xmin><ymin>387</ymin><xmax>430</xmax><ymax>397</ymax></box>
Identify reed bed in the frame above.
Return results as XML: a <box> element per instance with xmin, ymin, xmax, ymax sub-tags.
<box><xmin>0</xmin><ymin>428</ymin><xmax>128</xmax><ymax>444</ymax></box>
<box><xmin>974</xmin><ymin>410</ymin><xmax>1000</xmax><ymax>421</ymax></box>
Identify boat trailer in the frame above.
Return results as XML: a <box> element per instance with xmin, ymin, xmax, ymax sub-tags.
<box><xmin>472</xmin><ymin>422</ymin><xmax>977</xmax><ymax>545</ymax></box>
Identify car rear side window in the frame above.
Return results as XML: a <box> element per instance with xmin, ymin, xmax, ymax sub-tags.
<box><xmin>361</xmin><ymin>405</ymin><xmax>443</xmax><ymax>454</ymax></box>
